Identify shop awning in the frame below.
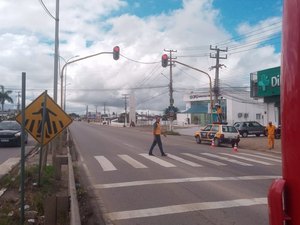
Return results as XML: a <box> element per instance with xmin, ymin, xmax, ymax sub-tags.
<box><xmin>184</xmin><ymin>105</ymin><xmax>208</xmax><ymax>113</ymax></box>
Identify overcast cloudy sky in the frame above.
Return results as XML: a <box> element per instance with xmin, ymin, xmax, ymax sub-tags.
<box><xmin>0</xmin><ymin>0</ymin><xmax>282</xmax><ymax>115</ymax></box>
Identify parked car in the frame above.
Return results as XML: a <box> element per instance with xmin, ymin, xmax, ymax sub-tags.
<box><xmin>0</xmin><ymin>120</ymin><xmax>28</xmax><ymax>147</ymax></box>
<box><xmin>275</xmin><ymin>125</ymin><xmax>281</xmax><ymax>139</ymax></box>
<box><xmin>233</xmin><ymin>121</ymin><xmax>266</xmax><ymax>138</ymax></box>
<box><xmin>194</xmin><ymin>123</ymin><xmax>240</xmax><ymax>147</ymax></box>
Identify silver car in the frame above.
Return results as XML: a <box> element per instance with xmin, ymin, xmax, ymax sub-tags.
<box><xmin>233</xmin><ymin>121</ymin><xmax>266</xmax><ymax>138</ymax></box>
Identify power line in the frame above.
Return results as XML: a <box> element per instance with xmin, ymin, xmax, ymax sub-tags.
<box><xmin>120</xmin><ymin>54</ymin><xmax>160</xmax><ymax>64</ymax></box>
<box><xmin>38</xmin><ymin>0</ymin><xmax>56</xmax><ymax>20</ymax></box>
<box><xmin>216</xmin><ymin>20</ymin><xmax>282</xmax><ymax>46</ymax></box>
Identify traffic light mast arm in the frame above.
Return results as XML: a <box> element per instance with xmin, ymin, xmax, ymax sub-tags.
<box><xmin>61</xmin><ymin>51</ymin><xmax>113</xmax><ymax>78</ymax></box>
<box><xmin>173</xmin><ymin>60</ymin><xmax>213</xmax><ymax>114</ymax></box>
<box><xmin>60</xmin><ymin>51</ymin><xmax>112</xmax><ymax>107</ymax></box>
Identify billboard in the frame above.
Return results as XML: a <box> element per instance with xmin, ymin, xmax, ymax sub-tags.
<box><xmin>257</xmin><ymin>66</ymin><xmax>280</xmax><ymax>97</ymax></box>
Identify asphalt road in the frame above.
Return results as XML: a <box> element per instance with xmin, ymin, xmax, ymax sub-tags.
<box><xmin>0</xmin><ymin>137</ymin><xmax>36</xmax><ymax>178</ymax></box>
<box><xmin>70</xmin><ymin>121</ymin><xmax>282</xmax><ymax>225</ymax></box>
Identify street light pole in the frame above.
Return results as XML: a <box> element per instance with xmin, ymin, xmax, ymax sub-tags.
<box><xmin>173</xmin><ymin>60</ymin><xmax>213</xmax><ymax>122</ymax></box>
<box><xmin>60</xmin><ymin>51</ymin><xmax>113</xmax><ymax>108</ymax></box>
<box><xmin>59</xmin><ymin>55</ymin><xmax>79</xmax><ymax>110</ymax></box>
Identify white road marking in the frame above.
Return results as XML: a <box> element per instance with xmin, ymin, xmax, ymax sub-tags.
<box><xmin>105</xmin><ymin>197</ymin><xmax>267</xmax><ymax>221</ymax></box>
<box><xmin>0</xmin><ymin>188</ymin><xmax>7</xmax><ymax>197</ymax></box>
<box><xmin>0</xmin><ymin>158</ymin><xmax>20</xmax><ymax>175</ymax></box>
<box><xmin>167</xmin><ymin>154</ymin><xmax>202</xmax><ymax>167</ymax></box>
<box><xmin>253</xmin><ymin>152</ymin><xmax>282</xmax><ymax>159</ymax></box>
<box><xmin>118</xmin><ymin>155</ymin><xmax>148</xmax><ymax>168</ymax></box>
<box><xmin>94</xmin><ymin>175</ymin><xmax>280</xmax><ymax>189</ymax></box>
<box><xmin>139</xmin><ymin>154</ymin><xmax>176</xmax><ymax>167</ymax></box>
<box><xmin>239</xmin><ymin>153</ymin><xmax>282</xmax><ymax>163</ymax></box>
<box><xmin>220</xmin><ymin>153</ymin><xmax>273</xmax><ymax>165</ymax></box>
<box><xmin>182</xmin><ymin>153</ymin><xmax>226</xmax><ymax>166</ymax></box>
<box><xmin>94</xmin><ymin>156</ymin><xmax>117</xmax><ymax>171</ymax></box>
<box><xmin>201</xmin><ymin>153</ymin><xmax>253</xmax><ymax>166</ymax></box>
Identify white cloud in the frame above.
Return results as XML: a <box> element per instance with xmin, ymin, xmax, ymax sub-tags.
<box><xmin>0</xmin><ymin>0</ymin><xmax>281</xmax><ymax>114</ymax></box>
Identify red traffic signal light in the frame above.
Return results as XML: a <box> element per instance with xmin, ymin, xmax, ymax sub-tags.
<box><xmin>113</xmin><ymin>46</ymin><xmax>120</xmax><ymax>60</ymax></box>
<box><xmin>162</xmin><ymin>54</ymin><xmax>168</xmax><ymax>67</ymax></box>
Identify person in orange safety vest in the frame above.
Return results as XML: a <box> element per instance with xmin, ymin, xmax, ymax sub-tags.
<box><xmin>266</xmin><ymin>121</ymin><xmax>276</xmax><ymax>150</ymax></box>
<box><xmin>148</xmin><ymin>117</ymin><xmax>167</xmax><ymax>156</ymax></box>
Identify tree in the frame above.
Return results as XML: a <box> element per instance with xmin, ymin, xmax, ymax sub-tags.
<box><xmin>163</xmin><ymin>106</ymin><xmax>179</xmax><ymax>120</ymax></box>
<box><xmin>0</xmin><ymin>85</ymin><xmax>13</xmax><ymax>112</ymax></box>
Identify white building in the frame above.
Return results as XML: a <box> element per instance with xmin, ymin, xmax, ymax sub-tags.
<box><xmin>177</xmin><ymin>90</ymin><xmax>279</xmax><ymax>127</ymax></box>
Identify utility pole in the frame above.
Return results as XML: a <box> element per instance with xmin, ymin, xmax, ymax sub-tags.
<box><xmin>86</xmin><ymin>105</ymin><xmax>89</xmax><ymax>120</ymax></box>
<box><xmin>164</xmin><ymin>49</ymin><xmax>177</xmax><ymax>131</ymax></box>
<box><xmin>209</xmin><ymin>45</ymin><xmax>227</xmax><ymax>104</ymax></box>
<box><xmin>103</xmin><ymin>102</ymin><xmax>106</xmax><ymax>115</ymax></box>
<box><xmin>17</xmin><ymin>91</ymin><xmax>21</xmax><ymax>113</ymax></box>
<box><xmin>122</xmin><ymin>94</ymin><xmax>129</xmax><ymax>127</ymax></box>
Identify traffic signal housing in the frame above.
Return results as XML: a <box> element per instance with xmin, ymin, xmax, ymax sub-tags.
<box><xmin>162</xmin><ymin>54</ymin><xmax>168</xmax><ymax>67</ymax></box>
<box><xmin>113</xmin><ymin>46</ymin><xmax>120</xmax><ymax>60</ymax></box>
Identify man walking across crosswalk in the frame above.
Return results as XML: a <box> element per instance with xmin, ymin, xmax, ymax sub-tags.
<box><xmin>148</xmin><ymin>117</ymin><xmax>167</xmax><ymax>156</ymax></box>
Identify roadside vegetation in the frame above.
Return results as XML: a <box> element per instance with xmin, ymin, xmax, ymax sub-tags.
<box><xmin>0</xmin><ymin>165</ymin><xmax>59</xmax><ymax>225</ymax></box>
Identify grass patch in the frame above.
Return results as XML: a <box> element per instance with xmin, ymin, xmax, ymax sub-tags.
<box><xmin>0</xmin><ymin>165</ymin><xmax>57</xmax><ymax>224</ymax></box>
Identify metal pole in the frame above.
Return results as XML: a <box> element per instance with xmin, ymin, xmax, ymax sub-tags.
<box><xmin>174</xmin><ymin>60</ymin><xmax>213</xmax><ymax>122</ymax></box>
<box><xmin>38</xmin><ymin>91</ymin><xmax>47</xmax><ymax>186</ymax></box>
<box><xmin>60</xmin><ymin>52</ymin><xmax>112</xmax><ymax>108</ymax></box>
<box><xmin>53</xmin><ymin>0</ymin><xmax>60</xmax><ymax>102</ymax></box>
<box><xmin>20</xmin><ymin>72</ymin><xmax>26</xmax><ymax>225</ymax></box>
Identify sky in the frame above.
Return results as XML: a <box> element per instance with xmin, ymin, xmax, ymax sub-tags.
<box><xmin>0</xmin><ymin>0</ymin><xmax>282</xmax><ymax>115</ymax></box>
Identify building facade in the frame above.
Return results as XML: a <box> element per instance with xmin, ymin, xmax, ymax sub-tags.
<box><xmin>177</xmin><ymin>66</ymin><xmax>281</xmax><ymax>127</ymax></box>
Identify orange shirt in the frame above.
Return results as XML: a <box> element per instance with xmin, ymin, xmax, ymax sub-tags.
<box><xmin>217</xmin><ymin>107</ymin><xmax>222</xmax><ymax>114</ymax></box>
<box><xmin>267</xmin><ymin>124</ymin><xmax>276</xmax><ymax>136</ymax></box>
<box><xmin>153</xmin><ymin>122</ymin><xmax>161</xmax><ymax>135</ymax></box>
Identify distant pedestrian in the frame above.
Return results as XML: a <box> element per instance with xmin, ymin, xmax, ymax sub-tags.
<box><xmin>148</xmin><ymin>117</ymin><xmax>167</xmax><ymax>156</ymax></box>
<box><xmin>266</xmin><ymin>121</ymin><xmax>276</xmax><ymax>149</ymax></box>
<box><xmin>216</xmin><ymin>104</ymin><xmax>223</xmax><ymax>123</ymax></box>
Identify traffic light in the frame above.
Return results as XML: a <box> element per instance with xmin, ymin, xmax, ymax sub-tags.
<box><xmin>113</xmin><ymin>46</ymin><xmax>120</xmax><ymax>60</ymax></box>
<box><xmin>162</xmin><ymin>54</ymin><xmax>168</xmax><ymax>67</ymax></box>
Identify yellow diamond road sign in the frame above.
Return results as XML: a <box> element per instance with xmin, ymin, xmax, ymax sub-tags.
<box><xmin>16</xmin><ymin>91</ymin><xmax>72</xmax><ymax>146</ymax></box>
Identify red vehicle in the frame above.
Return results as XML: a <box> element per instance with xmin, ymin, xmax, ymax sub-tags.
<box><xmin>268</xmin><ymin>1</ymin><xmax>300</xmax><ymax>224</ymax></box>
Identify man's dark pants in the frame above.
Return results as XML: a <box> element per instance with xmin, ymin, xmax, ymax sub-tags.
<box><xmin>149</xmin><ymin>135</ymin><xmax>164</xmax><ymax>155</ymax></box>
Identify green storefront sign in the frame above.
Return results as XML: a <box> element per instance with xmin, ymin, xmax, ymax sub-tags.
<box><xmin>257</xmin><ymin>66</ymin><xmax>280</xmax><ymax>97</ymax></box>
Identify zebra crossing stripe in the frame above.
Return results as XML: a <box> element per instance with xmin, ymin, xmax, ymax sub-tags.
<box><xmin>118</xmin><ymin>155</ymin><xmax>148</xmax><ymax>169</ymax></box>
<box><xmin>239</xmin><ymin>153</ymin><xmax>281</xmax><ymax>163</ymax></box>
<box><xmin>139</xmin><ymin>154</ymin><xmax>176</xmax><ymax>167</ymax></box>
<box><xmin>94</xmin><ymin>156</ymin><xmax>117</xmax><ymax>171</ymax></box>
<box><xmin>201</xmin><ymin>153</ymin><xmax>253</xmax><ymax>166</ymax></box>
<box><xmin>167</xmin><ymin>154</ymin><xmax>202</xmax><ymax>167</ymax></box>
<box><xmin>220</xmin><ymin>153</ymin><xmax>273</xmax><ymax>165</ymax></box>
<box><xmin>182</xmin><ymin>153</ymin><xmax>226</xmax><ymax>166</ymax></box>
